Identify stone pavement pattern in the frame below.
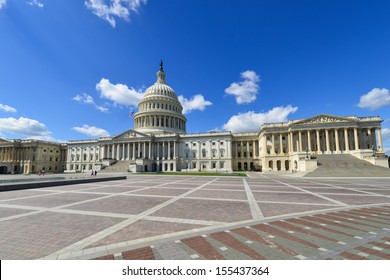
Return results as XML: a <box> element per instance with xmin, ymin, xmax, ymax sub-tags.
<box><xmin>0</xmin><ymin>173</ymin><xmax>389</xmax><ymax>260</ymax></box>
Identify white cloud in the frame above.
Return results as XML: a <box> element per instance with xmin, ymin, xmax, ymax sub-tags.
<box><xmin>178</xmin><ymin>94</ymin><xmax>212</xmax><ymax>114</ymax></box>
<box><xmin>358</xmin><ymin>88</ymin><xmax>390</xmax><ymax>110</ymax></box>
<box><xmin>222</xmin><ymin>105</ymin><xmax>298</xmax><ymax>133</ymax></box>
<box><xmin>72</xmin><ymin>93</ymin><xmax>109</xmax><ymax>112</ymax></box>
<box><xmin>0</xmin><ymin>0</ymin><xmax>7</xmax><ymax>9</ymax></box>
<box><xmin>225</xmin><ymin>70</ymin><xmax>260</xmax><ymax>104</ymax></box>
<box><xmin>0</xmin><ymin>104</ymin><xmax>17</xmax><ymax>113</ymax></box>
<box><xmin>96</xmin><ymin>78</ymin><xmax>143</xmax><ymax>107</ymax></box>
<box><xmin>382</xmin><ymin>128</ymin><xmax>390</xmax><ymax>142</ymax></box>
<box><xmin>85</xmin><ymin>0</ymin><xmax>147</xmax><ymax>28</ymax></box>
<box><xmin>0</xmin><ymin>117</ymin><xmax>52</xmax><ymax>137</ymax></box>
<box><xmin>73</xmin><ymin>125</ymin><xmax>110</xmax><ymax>137</ymax></box>
<box><xmin>26</xmin><ymin>0</ymin><xmax>44</xmax><ymax>8</ymax></box>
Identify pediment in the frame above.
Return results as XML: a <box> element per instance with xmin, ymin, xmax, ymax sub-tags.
<box><xmin>0</xmin><ymin>138</ymin><xmax>12</xmax><ymax>143</ymax></box>
<box><xmin>294</xmin><ymin>114</ymin><xmax>355</xmax><ymax>125</ymax></box>
<box><xmin>112</xmin><ymin>129</ymin><xmax>150</xmax><ymax>140</ymax></box>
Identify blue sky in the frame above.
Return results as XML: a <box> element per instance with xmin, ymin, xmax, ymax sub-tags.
<box><xmin>0</xmin><ymin>0</ymin><xmax>389</xmax><ymax>153</ymax></box>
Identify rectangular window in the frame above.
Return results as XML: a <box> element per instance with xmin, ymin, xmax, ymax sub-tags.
<box><xmin>212</xmin><ymin>162</ymin><xmax>216</xmax><ymax>169</ymax></box>
<box><xmin>220</xmin><ymin>162</ymin><xmax>224</xmax><ymax>169</ymax></box>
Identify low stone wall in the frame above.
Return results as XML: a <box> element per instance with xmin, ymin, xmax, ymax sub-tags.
<box><xmin>0</xmin><ymin>176</ymin><xmax>127</xmax><ymax>192</ymax></box>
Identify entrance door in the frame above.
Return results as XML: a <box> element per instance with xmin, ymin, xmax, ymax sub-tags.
<box><xmin>0</xmin><ymin>166</ymin><xmax>7</xmax><ymax>174</ymax></box>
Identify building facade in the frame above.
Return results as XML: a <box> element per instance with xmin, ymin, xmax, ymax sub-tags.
<box><xmin>1</xmin><ymin>63</ymin><xmax>386</xmax><ymax>174</ymax></box>
<box><xmin>0</xmin><ymin>138</ymin><xmax>67</xmax><ymax>174</ymax></box>
<box><xmin>65</xmin><ymin>64</ymin><xmax>388</xmax><ymax>173</ymax></box>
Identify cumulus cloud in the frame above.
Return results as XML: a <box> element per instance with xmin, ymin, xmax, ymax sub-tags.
<box><xmin>358</xmin><ymin>88</ymin><xmax>390</xmax><ymax>110</ymax></box>
<box><xmin>0</xmin><ymin>104</ymin><xmax>17</xmax><ymax>113</ymax></box>
<box><xmin>382</xmin><ymin>128</ymin><xmax>390</xmax><ymax>142</ymax></box>
<box><xmin>96</xmin><ymin>78</ymin><xmax>143</xmax><ymax>107</ymax></box>
<box><xmin>222</xmin><ymin>105</ymin><xmax>298</xmax><ymax>133</ymax></box>
<box><xmin>26</xmin><ymin>0</ymin><xmax>44</xmax><ymax>8</ymax></box>
<box><xmin>0</xmin><ymin>0</ymin><xmax>7</xmax><ymax>9</ymax></box>
<box><xmin>72</xmin><ymin>93</ymin><xmax>108</xmax><ymax>113</ymax></box>
<box><xmin>178</xmin><ymin>94</ymin><xmax>212</xmax><ymax>114</ymax></box>
<box><xmin>225</xmin><ymin>70</ymin><xmax>260</xmax><ymax>104</ymax></box>
<box><xmin>73</xmin><ymin>125</ymin><xmax>110</xmax><ymax>137</ymax></box>
<box><xmin>85</xmin><ymin>0</ymin><xmax>147</xmax><ymax>28</ymax></box>
<box><xmin>0</xmin><ymin>117</ymin><xmax>52</xmax><ymax>137</ymax></box>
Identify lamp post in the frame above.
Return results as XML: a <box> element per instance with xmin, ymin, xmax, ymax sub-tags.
<box><xmin>305</xmin><ymin>147</ymin><xmax>309</xmax><ymax>159</ymax></box>
<box><xmin>372</xmin><ymin>145</ymin><xmax>376</xmax><ymax>157</ymax></box>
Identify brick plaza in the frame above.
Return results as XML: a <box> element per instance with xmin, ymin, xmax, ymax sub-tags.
<box><xmin>0</xmin><ymin>173</ymin><xmax>389</xmax><ymax>260</ymax></box>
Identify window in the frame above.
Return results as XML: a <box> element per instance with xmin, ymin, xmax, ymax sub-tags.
<box><xmin>83</xmin><ymin>154</ymin><xmax>87</xmax><ymax>161</ymax></box>
<box><xmin>193</xmin><ymin>143</ymin><xmax>196</xmax><ymax>146</ymax></box>
<box><xmin>212</xmin><ymin>162</ymin><xmax>216</xmax><ymax>169</ymax></box>
<box><xmin>49</xmin><ymin>157</ymin><xmax>52</xmax><ymax>161</ymax></box>
<box><xmin>192</xmin><ymin>151</ymin><xmax>196</xmax><ymax>158</ymax></box>
<box><xmin>212</xmin><ymin>149</ymin><xmax>216</xmax><ymax>157</ymax></box>
<box><xmin>220</xmin><ymin>149</ymin><xmax>225</xmax><ymax>157</ymax></box>
<box><xmin>192</xmin><ymin>162</ymin><xmax>197</xmax><ymax>169</ymax></box>
<box><xmin>202</xmin><ymin>149</ymin><xmax>206</xmax><ymax>157</ymax></box>
<box><xmin>212</xmin><ymin>142</ymin><xmax>216</xmax><ymax>145</ymax></box>
<box><xmin>220</xmin><ymin>162</ymin><xmax>224</xmax><ymax>169</ymax></box>
<box><xmin>220</xmin><ymin>142</ymin><xmax>224</xmax><ymax>145</ymax></box>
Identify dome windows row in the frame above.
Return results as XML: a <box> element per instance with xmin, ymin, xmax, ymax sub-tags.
<box><xmin>139</xmin><ymin>101</ymin><xmax>181</xmax><ymax>113</ymax></box>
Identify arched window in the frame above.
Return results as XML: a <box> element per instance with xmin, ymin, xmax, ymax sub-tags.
<box><xmin>192</xmin><ymin>150</ymin><xmax>197</xmax><ymax>158</ymax></box>
<box><xmin>220</xmin><ymin>149</ymin><xmax>225</xmax><ymax>157</ymax></box>
<box><xmin>212</xmin><ymin>149</ymin><xmax>217</xmax><ymax>157</ymax></box>
<box><xmin>202</xmin><ymin>149</ymin><xmax>207</xmax><ymax>157</ymax></box>
<box><xmin>83</xmin><ymin>154</ymin><xmax>87</xmax><ymax>161</ymax></box>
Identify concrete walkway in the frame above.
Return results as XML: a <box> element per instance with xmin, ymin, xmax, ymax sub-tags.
<box><xmin>0</xmin><ymin>174</ymin><xmax>389</xmax><ymax>260</ymax></box>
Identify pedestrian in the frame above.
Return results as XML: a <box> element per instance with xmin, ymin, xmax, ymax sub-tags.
<box><xmin>91</xmin><ymin>170</ymin><xmax>94</xmax><ymax>176</ymax></box>
<box><xmin>94</xmin><ymin>170</ymin><xmax>97</xmax><ymax>176</ymax></box>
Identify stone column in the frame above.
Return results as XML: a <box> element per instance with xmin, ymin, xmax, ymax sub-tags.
<box><xmin>271</xmin><ymin>135</ymin><xmax>275</xmax><ymax>154</ymax></box>
<box><xmin>325</xmin><ymin>129</ymin><xmax>330</xmax><ymax>153</ymax></box>
<box><xmin>298</xmin><ymin>131</ymin><xmax>302</xmax><ymax>152</ymax></box>
<box><xmin>367</xmin><ymin>128</ymin><xmax>372</xmax><ymax>149</ymax></box>
<box><xmin>174</xmin><ymin>141</ymin><xmax>176</xmax><ymax>158</ymax></box>
<box><xmin>241</xmin><ymin>141</ymin><xmax>244</xmax><ymax>158</ymax></box>
<box><xmin>263</xmin><ymin>134</ymin><xmax>267</xmax><ymax>155</ymax></box>
<box><xmin>316</xmin><ymin>130</ymin><xmax>320</xmax><ymax>153</ymax></box>
<box><xmin>354</xmin><ymin>128</ymin><xmax>359</xmax><ymax>150</ymax></box>
<box><xmin>246</xmin><ymin>141</ymin><xmax>250</xmax><ymax>159</ymax></box>
<box><xmin>276</xmin><ymin>134</ymin><xmax>281</xmax><ymax>154</ymax></box>
<box><xmin>288</xmin><ymin>132</ymin><xmax>293</xmax><ymax>153</ymax></box>
<box><xmin>335</xmin><ymin>129</ymin><xmax>340</xmax><ymax>153</ymax></box>
<box><xmin>235</xmin><ymin>141</ymin><xmax>238</xmax><ymax>158</ymax></box>
<box><xmin>122</xmin><ymin>144</ymin><xmax>125</xmax><ymax>160</ymax></box>
<box><xmin>252</xmin><ymin>140</ymin><xmax>256</xmax><ymax>158</ymax></box>
<box><xmin>344</xmin><ymin>128</ymin><xmax>350</xmax><ymax>151</ymax></box>
<box><xmin>378</xmin><ymin>127</ymin><xmax>383</xmax><ymax>151</ymax></box>
<box><xmin>307</xmin><ymin>130</ymin><xmax>311</xmax><ymax>151</ymax></box>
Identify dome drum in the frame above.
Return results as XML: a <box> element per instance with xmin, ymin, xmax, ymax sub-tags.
<box><xmin>133</xmin><ymin>62</ymin><xmax>186</xmax><ymax>134</ymax></box>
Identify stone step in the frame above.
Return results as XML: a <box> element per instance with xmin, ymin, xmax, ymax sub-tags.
<box><xmin>306</xmin><ymin>154</ymin><xmax>390</xmax><ymax>177</ymax></box>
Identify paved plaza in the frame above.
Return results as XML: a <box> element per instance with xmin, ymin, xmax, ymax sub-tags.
<box><xmin>0</xmin><ymin>173</ymin><xmax>390</xmax><ymax>260</ymax></box>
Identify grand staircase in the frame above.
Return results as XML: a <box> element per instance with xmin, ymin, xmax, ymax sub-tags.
<box><xmin>305</xmin><ymin>154</ymin><xmax>390</xmax><ymax>177</ymax></box>
<box><xmin>101</xmin><ymin>160</ymin><xmax>132</xmax><ymax>173</ymax></box>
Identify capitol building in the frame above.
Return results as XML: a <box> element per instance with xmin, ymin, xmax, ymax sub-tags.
<box><xmin>64</xmin><ymin>63</ymin><xmax>388</xmax><ymax>174</ymax></box>
<box><xmin>0</xmin><ymin>63</ymin><xmax>388</xmax><ymax>174</ymax></box>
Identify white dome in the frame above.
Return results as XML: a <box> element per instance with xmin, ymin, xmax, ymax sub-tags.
<box><xmin>133</xmin><ymin>62</ymin><xmax>186</xmax><ymax>134</ymax></box>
